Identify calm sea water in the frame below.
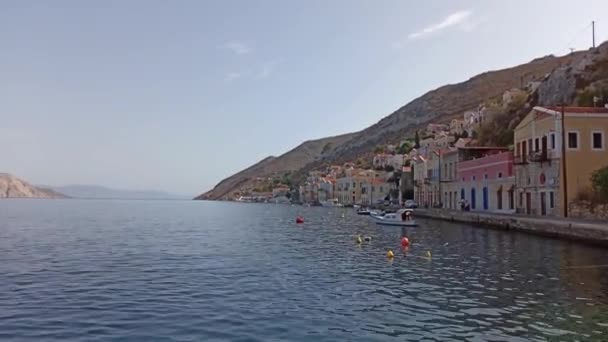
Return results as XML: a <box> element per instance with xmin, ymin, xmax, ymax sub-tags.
<box><xmin>1</xmin><ymin>200</ymin><xmax>608</xmax><ymax>341</ymax></box>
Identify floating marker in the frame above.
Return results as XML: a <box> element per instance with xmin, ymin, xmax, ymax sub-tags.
<box><xmin>296</xmin><ymin>216</ymin><xmax>304</xmax><ymax>224</ymax></box>
<box><xmin>401</xmin><ymin>237</ymin><xmax>410</xmax><ymax>248</ymax></box>
<box><xmin>387</xmin><ymin>250</ymin><xmax>395</xmax><ymax>258</ymax></box>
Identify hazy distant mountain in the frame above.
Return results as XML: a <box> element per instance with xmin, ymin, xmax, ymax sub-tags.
<box><xmin>0</xmin><ymin>173</ymin><xmax>67</xmax><ymax>199</ymax></box>
<box><xmin>51</xmin><ymin>185</ymin><xmax>188</xmax><ymax>200</ymax></box>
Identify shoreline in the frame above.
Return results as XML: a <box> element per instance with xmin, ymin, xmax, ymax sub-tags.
<box><xmin>415</xmin><ymin>209</ymin><xmax>608</xmax><ymax>247</ymax></box>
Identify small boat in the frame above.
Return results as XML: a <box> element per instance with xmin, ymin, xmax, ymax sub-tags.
<box><xmin>321</xmin><ymin>199</ymin><xmax>343</xmax><ymax>207</ymax></box>
<box><xmin>357</xmin><ymin>207</ymin><xmax>372</xmax><ymax>215</ymax></box>
<box><xmin>371</xmin><ymin>209</ymin><xmax>417</xmax><ymax>226</ymax></box>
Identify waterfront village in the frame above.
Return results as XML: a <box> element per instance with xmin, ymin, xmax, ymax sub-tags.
<box><xmin>236</xmin><ymin>87</ymin><xmax>608</xmax><ymax>221</ymax></box>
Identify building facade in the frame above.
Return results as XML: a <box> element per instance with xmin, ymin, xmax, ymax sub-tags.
<box><xmin>514</xmin><ymin>106</ymin><xmax>608</xmax><ymax>216</ymax></box>
<box><xmin>457</xmin><ymin>151</ymin><xmax>515</xmax><ymax>212</ymax></box>
<box><xmin>440</xmin><ymin>150</ymin><xmax>460</xmax><ymax>209</ymax></box>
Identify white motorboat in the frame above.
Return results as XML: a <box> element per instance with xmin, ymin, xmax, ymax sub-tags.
<box><xmin>371</xmin><ymin>209</ymin><xmax>417</xmax><ymax>226</ymax></box>
<box><xmin>321</xmin><ymin>199</ymin><xmax>343</xmax><ymax>207</ymax></box>
<box><xmin>357</xmin><ymin>207</ymin><xmax>372</xmax><ymax>215</ymax></box>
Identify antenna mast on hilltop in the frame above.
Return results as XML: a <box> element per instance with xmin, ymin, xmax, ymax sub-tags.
<box><xmin>592</xmin><ymin>20</ymin><xmax>595</xmax><ymax>48</ymax></box>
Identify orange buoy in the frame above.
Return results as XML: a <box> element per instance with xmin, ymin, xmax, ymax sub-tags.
<box><xmin>296</xmin><ymin>216</ymin><xmax>304</xmax><ymax>224</ymax></box>
<box><xmin>401</xmin><ymin>237</ymin><xmax>410</xmax><ymax>247</ymax></box>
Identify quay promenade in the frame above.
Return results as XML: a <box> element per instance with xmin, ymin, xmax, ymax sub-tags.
<box><xmin>416</xmin><ymin>209</ymin><xmax>608</xmax><ymax>246</ymax></box>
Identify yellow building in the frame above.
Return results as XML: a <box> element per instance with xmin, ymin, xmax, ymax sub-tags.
<box><xmin>513</xmin><ymin>106</ymin><xmax>608</xmax><ymax>216</ymax></box>
<box><xmin>336</xmin><ymin>170</ymin><xmax>392</xmax><ymax>206</ymax></box>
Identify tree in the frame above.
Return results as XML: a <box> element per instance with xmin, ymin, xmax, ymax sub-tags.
<box><xmin>471</xmin><ymin>130</ymin><xmax>479</xmax><ymax>139</ymax></box>
<box><xmin>374</xmin><ymin>146</ymin><xmax>385</xmax><ymax>154</ymax></box>
<box><xmin>414</xmin><ymin>130</ymin><xmax>420</xmax><ymax>148</ymax></box>
<box><xmin>461</xmin><ymin>130</ymin><xmax>469</xmax><ymax>138</ymax></box>
<box><xmin>591</xmin><ymin>165</ymin><xmax>608</xmax><ymax>202</ymax></box>
<box><xmin>398</xmin><ymin>141</ymin><xmax>413</xmax><ymax>154</ymax></box>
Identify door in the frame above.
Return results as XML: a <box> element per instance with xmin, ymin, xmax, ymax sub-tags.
<box><xmin>540</xmin><ymin>192</ymin><xmax>547</xmax><ymax>216</ymax></box>
<box><xmin>525</xmin><ymin>192</ymin><xmax>531</xmax><ymax>215</ymax></box>
<box><xmin>483</xmin><ymin>187</ymin><xmax>488</xmax><ymax>210</ymax></box>
<box><xmin>522</xmin><ymin>140</ymin><xmax>527</xmax><ymax>162</ymax></box>
<box><xmin>471</xmin><ymin>188</ymin><xmax>476</xmax><ymax>209</ymax></box>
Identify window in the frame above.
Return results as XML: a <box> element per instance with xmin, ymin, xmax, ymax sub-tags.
<box><xmin>379</xmin><ymin>186</ymin><xmax>383</xmax><ymax>193</ymax></box>
<box><xmin>353</xmin><ymin>182</ymin><xmax>356</xmax><ymax>188</ymax></box>
<box><xmin>372</xmin><ymin>186</ymin><xmax>375</xmax><ymax>192</ymax></box>
<box><xmin>484</xmin><ymin>174</ymin><xmax>488</xmax><ymax>179</ymax></box>
<box><xmin>498</xmin><ymin>172</ymin><xmax>503</xmax><ymax>178</ymax></box>
<box><xmin>519</xmin><ymin>192</ymin><xmax>523</xmax><ymax>206</ymax></box>
<box><xmin>528</xmin><ymin>139</ymin><xmax>532</xmax><ymax>153</ymax></box>
<box><xmin>462</xmin><ymin>177</ymin><xmax>465</xmax><ymax>182</ymax></box>
<box><xmin>472</xmin><ymin>176</ymin><xmax>476</xmax><ymax>181</ymax></box>
<box><xmin>550</xmin><ymin>133</ymin><xmax>556</xmax><ymax>150</ymax></box>
<box><xmin>508</xmin><ymin>190</ymin><xmax>514</xmax><ymax>210</ymax></box>
<box><xmin>549</xmin><ymin>191</ymin><xmax>555</xmax><ymax>209</ymax></box>
<box><xmin>592</xmin><ymin>131</ymin><xmax>604</xmax><ymax>150</ymax></box>
<box><xmin>567</xmin><ymin>131</ymin><xmax>579</xmax><ymax>150</ymax></box>
<box><xmin>527</xmin><ymin>177</ymin><xmax>531</xmax><ymax>185</ymax></box>
<box><xmin>516</xmin><ymin>142</ymin><xmax>521</xmax><ymax>156</ymax></box>
<box><xmin>534</xmin><ymin>138</ymin><xmax>540</xmax><ymax>152</ymax></box>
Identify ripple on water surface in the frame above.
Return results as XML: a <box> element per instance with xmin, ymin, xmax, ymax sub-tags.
<box><xmin>1</xmin><ymin>200</ymin><xmax>608</xmax><ymax>341</ymax></box>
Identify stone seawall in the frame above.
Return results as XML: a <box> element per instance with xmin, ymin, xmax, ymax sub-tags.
<box><xmin>416</xmin><ymin>209</ymin><xmax>608</xmax><ymax>247</ymax></box>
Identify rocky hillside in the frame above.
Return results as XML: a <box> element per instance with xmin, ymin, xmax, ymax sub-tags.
<box><xmin>537</xmin><ymin>41</ymin><xmax>608</xmax><ymax>106</ymax></box>
<box><xmin>198</xmin><ymin>45</ymin><xmax>602</xmax><ymax>201</ymax></box>
<box><xmin>195</xmin><ymin>133</ymin><xmax>356</xmax><ymax>200</ymax></box>
<box><xmin>0</xmin><ymin>173</ymin><xmax>67</xmax><ymax>199</ymax></box>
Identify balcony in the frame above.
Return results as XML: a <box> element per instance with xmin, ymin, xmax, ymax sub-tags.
<box><xmin>529</xmin><ymin>150</ymin><xmax>548</xmax><ymax>163</ymax></box>
<box><xmin>513</xmin><ymin>155</ymin><xmax>528</xmax><ymax>165</ymax></box>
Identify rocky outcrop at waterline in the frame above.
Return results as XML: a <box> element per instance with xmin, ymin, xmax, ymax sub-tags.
<box><xmin>0</xmin><ymin>173</ymin><xmax>67</xmax><ymax>199</ymax></box>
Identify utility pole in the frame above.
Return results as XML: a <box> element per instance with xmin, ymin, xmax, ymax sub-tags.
<box><xmin>560</xmin><ymin>104</ymin><xmax>568</xmax><ymax>217</ymax></box>
<box><xmin>592</xmin><ymin>20</ymin><xmax>596</xmax><ymax>49</ymax></box>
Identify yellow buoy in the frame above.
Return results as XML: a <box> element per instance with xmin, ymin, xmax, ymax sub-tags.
<box><xmin>387</xmin><ymin>250</ymin><xmax>394</xmax><ymax>258</ymax></box>
<box><xmin>426</xmin><ymin>250</ymin><xmax>432</xmax><ymax>258</ymax></box>
<box><xmin>356</xmin><ymin>235</ymin><xmax>362</xmax><ymax>244</ymax></box>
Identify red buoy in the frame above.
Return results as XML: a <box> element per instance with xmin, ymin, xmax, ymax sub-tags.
<box><xmin>296</xmin><ymin>216</ymin><xmax>304</xmax><ymax>224</ymax></box>
<box><xmin>401</xmin><ymin>237</ymin><xmax>410</xmax><ymax>247</ymax></box>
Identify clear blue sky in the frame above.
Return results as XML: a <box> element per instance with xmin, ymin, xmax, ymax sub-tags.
<box><xmin>2</xmin><ymin>0</ymin><xmax>607</xmax><ymax>195</ymax></box>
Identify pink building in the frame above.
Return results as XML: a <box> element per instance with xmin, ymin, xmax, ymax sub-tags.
<box><xmin>457</xmin><ymin>151</ymin><xmax>515</xmax><ymax>212</ymax></box>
